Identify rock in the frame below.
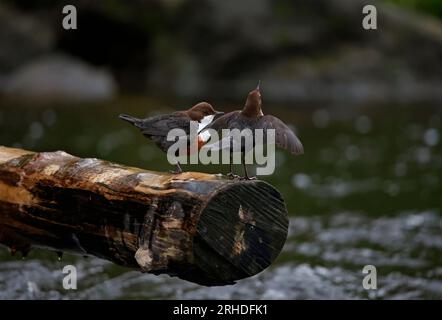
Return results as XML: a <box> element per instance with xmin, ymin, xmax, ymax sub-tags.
<box><xmin>145</xmin><ymin>0</ymin><xmax>442</xmax><ymax>104</ymax></box>
<box><xmin>2</xmin><ymin>54</ymin><xmax>118</xmax><ymax>101</ymax></box>
<box><xmin>3</xmin><ymin>0</ymin><xmax>442</xmax><ymax>104</ymax></box>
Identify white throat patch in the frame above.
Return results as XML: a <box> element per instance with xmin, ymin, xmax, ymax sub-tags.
<box><xmin>198</xmin><ymin>115</ymin><xmax>215</xmax><ymax>132</ymax></box>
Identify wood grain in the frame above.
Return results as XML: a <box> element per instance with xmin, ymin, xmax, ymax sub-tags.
<box><xmin>0</xmin><ymin>146</ymin><xmax>288</xmax><ymax>286</ymax></box>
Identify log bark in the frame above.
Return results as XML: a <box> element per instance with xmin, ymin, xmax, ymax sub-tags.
<box><xmin>0</xmin><ymin>146</ymin><xmax>288</xmax><ymax>286</ymax></box>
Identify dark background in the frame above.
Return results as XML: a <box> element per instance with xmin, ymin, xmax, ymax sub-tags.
<box><xmin>0</xmin><ymin>0</ymin><xmax>441</xmax><ymax>299</ymax></box>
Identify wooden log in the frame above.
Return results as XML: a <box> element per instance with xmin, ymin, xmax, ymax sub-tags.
<box><xmin>0</xmin><ymin>146</ymin><xmax>288</xmax><ymax>286</ymax></box>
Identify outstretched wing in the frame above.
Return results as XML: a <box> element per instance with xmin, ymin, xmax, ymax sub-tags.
<box><xmin>198</xmin><ymin>111</ymin><xmax>241</xmax><ymax>144</ymax></box>
<box><xmin>202</xmin><ymin>111</ymin><xmax>240</xmax><ymax>132</ymax></box>
<box><xmin>256</xmin><ymin>115</ymin><xmax>304</xmax><ymax>155</ymax></box>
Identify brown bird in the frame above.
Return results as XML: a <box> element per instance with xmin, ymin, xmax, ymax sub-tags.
<box><xmin>119</xmin><ymin>102</ymin><xmax>224</xmax><ymax>173</ymax></box>
<box><xmin>201</xmin><ymin>83</ymin><xmax>304</xmax><ymax>179</ymax></box>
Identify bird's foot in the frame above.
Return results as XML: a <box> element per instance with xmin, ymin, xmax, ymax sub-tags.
<box><xmin>227</xmin><ymin>172</ymin><xmax>241</xmax><ymax>180</ymax></box>
<box><xmin>170</xmin><ymin>163</ymin><xmax>183</xmax><ymax>174</ymax></box>
<box><xmin>240</xmin><ymin>176</ymin><xmax>257</xmax><ymax>181</ymax></box>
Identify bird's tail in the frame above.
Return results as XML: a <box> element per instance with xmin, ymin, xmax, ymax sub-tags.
<box><xmin>119</xmin><ymin>114</ymin><xmax>141</xmax><ymax>126</ymax></box>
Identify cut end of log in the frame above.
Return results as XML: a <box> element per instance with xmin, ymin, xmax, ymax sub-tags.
<box><xmin>190</xmin><ymin>180</ymin><xmax>288</xmax><ymax>285</ymax></box>
<box><xmin>0</xmin><ymin>146</ymin><xmax>289</xmax><ymax>286</ymax></box>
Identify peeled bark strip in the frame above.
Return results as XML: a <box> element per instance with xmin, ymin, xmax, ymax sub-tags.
<box><xmin>0</xmin><ymin>146</ymin><xmax>288</xmax><ymax>286</ymax></box>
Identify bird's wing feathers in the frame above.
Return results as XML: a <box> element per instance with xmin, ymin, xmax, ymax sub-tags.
<box><xmin>256</xmin><ymin>115</ymin><xmax>304</xmax><ymax>155</ymax></box>
<box><xmin>203</xmin><ymin>111</ymin><xmax>240</xmax><ymax>132</ymax></box>
<box><xmin>138</xmin><ymin>114</ymin><xmax>191</xmax><ymax>136</ymax></box>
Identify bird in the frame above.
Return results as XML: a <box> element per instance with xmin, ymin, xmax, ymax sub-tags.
<box><xmin>200</xmin><ymin>83</ymin><xmax>304</xmax><ymax>179</ymax></box>
<box><xmin>119</xmin><ymin>102</ymin><xmax>224</xmax><ymax>173</ymax></box>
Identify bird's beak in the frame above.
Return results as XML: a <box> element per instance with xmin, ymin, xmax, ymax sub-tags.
<box><xmin>256</xmin><ymin>80</ymin><xmax>261</xmax><ymax>91</ymax></box>
<box><xmin>215</xmin><ymin>111</ymin><xmax>224</xmax><ymax>116</ymax></box>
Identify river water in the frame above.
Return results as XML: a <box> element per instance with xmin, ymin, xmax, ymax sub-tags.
<box><xmin>0</xmin><ymin>101</ymin><xmax>441</xmax><ymax>299</ymax></box>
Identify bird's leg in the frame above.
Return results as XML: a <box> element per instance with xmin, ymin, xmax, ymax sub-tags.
<box><xmin>227</xmin><ymin>152</ymin><xmax>240</xmax><ymax>179</ymax></box>
<box><xmin>241</xmin><ymin>152</ymin><xmax>256</xmax><ymax>180</ymax></box>
<box><xmin>243</xmin><ymin>162</ymin><xmax>249</xmax><ymax>179</ymax></box>
<box><xmin>170</xmin><ymin>162</ymin><xmax>183</xmax><ymax>174</ymax></box>
<box><xmin>227</xmin><ymin>161</ymin><xmax>235</xmax><ymax>178</ymax></box>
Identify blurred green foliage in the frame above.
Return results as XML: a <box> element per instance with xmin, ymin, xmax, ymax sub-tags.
<box><xmin>386</xmin><ymin>0</ymin><xmax>442</xmax><ymax>18</ymax></box>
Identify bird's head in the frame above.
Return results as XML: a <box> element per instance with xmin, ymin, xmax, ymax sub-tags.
<box><xmin>187</xmin><ymin>102</ymin><xmax>224</xmax><ymax>122</ymax></box>
<box><xmin>242</xmin><ymin>81</ymin><xmax>263</xmax><ymax>118</ymax></box>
